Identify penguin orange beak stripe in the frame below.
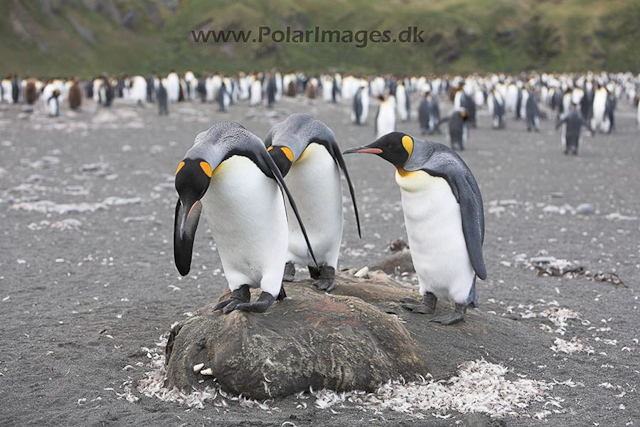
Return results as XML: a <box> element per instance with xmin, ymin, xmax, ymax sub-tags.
<box><xmin>343</xmin><ymin>147</ymin><xmax>382</xmax><ymax>154</ymax></box>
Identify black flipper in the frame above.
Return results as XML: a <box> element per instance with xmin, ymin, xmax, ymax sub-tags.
<box><xmin>315</xmin><ymin>136</ymin><xmax>362</xmax><ymax>239</ymax></box>
<box><xmin>173</xmin><ymin>198</ymin><xmax>202</xmax><ymax>276</ymax></box>
<box><xmin>405</xmin><ymin>141</ymin><xmax>487</xmax><ymax>280</ymax></box>
<box><xmin>261</xmin><ymin>150</ymin><xmax>318</xmax><ymax>267</ymax></box>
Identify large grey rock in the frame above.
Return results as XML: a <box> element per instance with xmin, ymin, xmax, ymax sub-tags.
<box><xmin>165</xmin><ymin>273</ymin><xmax>426</xmax><ymax>399</ymax></box>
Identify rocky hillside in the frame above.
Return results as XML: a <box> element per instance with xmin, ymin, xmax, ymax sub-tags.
<box><xmin>1</xmin><ymin>0</ymin><xmax>639</xmax><ymax>77</ymax></box>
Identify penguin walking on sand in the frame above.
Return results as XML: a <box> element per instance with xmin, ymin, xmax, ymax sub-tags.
<box><xmin>344</xmin><ymin>132</ymin><xmax>486</xmax><ymax>324</ymax></box>
<box><xmin>524</xmin><ymin>88</ymin><xmax>540</xmax><ymax>132</ymax></box>
<box><xmin>173</xmin><ymin>122</ymin><xmax>316</xmax><ymax>313</ymax></box>
<box><xmin>418</xmin><ymin>90</ymin><xmax>440</xmax><ymax>135</ymax></box>
<box><xmin>556</xmin><ymin>103</ymin><xmax>593</xmax><ymax>155</ymax></box>
<box><xmin>441</xmin><ymin>109</ymin><xmax>469</xmax><ymax>151</ymax></box>
<box><xmin>157</xmin><ymin>81</ymin><xmax>169</xmax><ymax>116</ymax></box>
<box><xmin>265</xmin><ymin>114</ymin><xmax>361</xmax><ymax>292</ymax></box>
<box><xmin>48</xmin><ymin>89</ymin><xmax>60</xmax><ymax>117</ymax></box>
<box><xmin>488</xmin><ymin>88</ymin><xmax>506</xmax><ymax>129</ymax></box>
<box><xmin>352</xmin><ymin>85</ymin><xmax>369</xmax><ymax>125</ymax></box>
<box><xmin>375</xmin><ymin>94</ymin><xmax>396</xmax><ymax>139</ymax></box>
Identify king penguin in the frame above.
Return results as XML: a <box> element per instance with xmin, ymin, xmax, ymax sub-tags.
<box><xmin>174</xmin><ymin>122</ymin><xmax>316</xmax><ymax>313</ymax></box>
<box><xmin>344</xmin><ymin>132</ymin><xmax>487</xmax><ymax>324</ymax></box>
<box><xmin>48</xmin><ymin>89</ymin><xmax>60</xmax><ymax>117</ymax></box>
<box><xmin>265</xmin><ymin>114</ymin><xmax>361</xmax><ymax>291</ymax></box>
<box><xmin>352</xmin><ymin>84</ymin><xmax>369</xmax><ymax>125</ymax></box>
<box><xmin>375</xmin><ymin>94</ymin><xmax>396</xmax><ymax>139</ymax></box>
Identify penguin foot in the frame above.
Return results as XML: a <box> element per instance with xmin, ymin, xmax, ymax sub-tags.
<box><xmin>315</xmin><ymin>265</ymin><xmax>336</xmax><ymax>292</ymax></box>
<box><xmin>430</xmin><ymin>303</ymin><xmax>467</xmax><ymax>325</ymax></box>
<box><xmin>235</xmin><ymin>292</ymin><xmax>276</xmax><ymax>313</ymax></box>
<box><xmin>400</xmin><ymin>292</ymin><xmax>437</xmax><ymax>314</ymax></box>
<box><xmin>283</xmin><ymin>261</ymin><xmax>296</xmax><ymax>282</ymax></box>
<box><xmin>214</xmin><ymin>285</ymin><xmax>251</xmax><ymax>314</ymax></box>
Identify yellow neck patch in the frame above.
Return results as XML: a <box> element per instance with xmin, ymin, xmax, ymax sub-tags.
<box><xmin>396</xmin><ymin>168</ymin><xmax>419</xmax><ymax>177</ymax></box>
<box><xmin>175</xmin><ymin>161</ymin><xmax>185</xmax><ymax>175</ymax></box>
<box><xmin>268</xmin><ymin>145</ymin><xmax>295</xmax><ymax>162</ymax></box>
<box><xmin>401</xmin><ymin>135</ymin><xmax>414</xmax><ymax>161</ymax></box>
<box><xmin>200</xmin><ymin>161</ymin><xmax>213</xmax><ymax>177</ymax></box>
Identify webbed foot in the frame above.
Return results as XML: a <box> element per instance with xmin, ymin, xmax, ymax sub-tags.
<box><xmin>214</xmin><ymin>285</ymin><xmax>250</xmax><ymax>314</ymax></box>
<box><xmin>430</xmin><ymin>303</ymin><xmax>467</xmax><ymax>325</ymax></box>
<box><xmin>401</xmin><ymin>292</ymin><xmax>437</xmax><ymax>314</ymax></box>
<box><xmin>235</xmin><ymin>292</ymin><xmax>276</xmax><ymax>313</ymax></box>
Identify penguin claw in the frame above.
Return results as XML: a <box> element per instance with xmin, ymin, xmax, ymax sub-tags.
<box><xmin>235</xmin><ymin>292</ymin><xmax>276</xmax><ymax>313</ymax></box>
<box><xmin>214</xmin><ymin>285</ymin><xmax>250</xmax><ymax>314</ymax></box>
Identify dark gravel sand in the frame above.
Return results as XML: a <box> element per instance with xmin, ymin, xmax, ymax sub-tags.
<box><xmin>0</xmin><ymin>95</ymin><xmax>638</xmax><ymax>426</ymax></box>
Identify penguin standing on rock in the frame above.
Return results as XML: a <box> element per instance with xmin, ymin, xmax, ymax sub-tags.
<box><xmin>344</xmin><ymin>132</ymin><xmax>486</xmax><ymax>324</ymax></box>
<box><xmin>174</xmin><ymin>122</ymin><xmax>316</xmax><ymax>313</ymax></box>
<box><xmin>265</xmin><ymin>114</ymin><xmax>361</xmax><ymax>292</ymax></box>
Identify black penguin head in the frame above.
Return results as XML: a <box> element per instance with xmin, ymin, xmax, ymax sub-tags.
<box><xmin>175</xmin><ymin>159</ymin><xmax>212</xmax><ymax>225</ymax></box>
<box><xmin>267</xmin><ymin>145</ymin><xmax>294</xmax><ymax>176</ymax></box>
<box><xmin>343</xmin><ymin>132</ymin><xmax>414</xmax><ymax>169</ymax></box>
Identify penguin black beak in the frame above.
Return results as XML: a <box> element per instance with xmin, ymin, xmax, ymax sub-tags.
<box><xmin>174</xmin><ymin>197</ymin><xmax>203</xmax><ymax>276</ymax></box>
<box><xmin>343</xmin><ymin>146</ymin><xmax>383</xmax><ymax>155</ymax></box>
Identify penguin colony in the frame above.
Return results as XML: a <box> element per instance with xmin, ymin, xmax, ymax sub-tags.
<box><xmin>3</xmin><ymin>70</ymin><xmax>639</xmax><ymax>319</ymax></box>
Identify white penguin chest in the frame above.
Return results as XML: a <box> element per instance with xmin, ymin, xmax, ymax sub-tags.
<box><xmin>284</xmin><ymin>143</ymin><xmax>343</xmax><ymax>264</ymax></box>
<box><xmin>395</xmin><ymin>169</ymin><xmax>475</xmax><ymax>301</ymax></box>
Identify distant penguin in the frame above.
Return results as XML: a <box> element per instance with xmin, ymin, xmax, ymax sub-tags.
<box><xmin>396</xmin><ymin>82</ymin><xmax>409</xmax><ymax>122</ymax></box>
<box><xmin>130</xmin><ymin>76</ymin><xmax>147</xmax><ymax>105</ymax></box>
<box><xmin>196</xmin><ymin>76</ymin><xmax>206</xmax><ymax>103</ymax></box>
<box><xmin>217</xmin><ymin>81</ymin><xmax>230</xmax><ymax>112</ymax></box>
<box><xmin>174</xmin><ymin>122</ymin><xmax>316</xmax><ymax>313</ymax></box>
<box><xmin>306</xmin><ymin>78</ymin><xmax>317</xmax><ymax>99</ymax></box>
<box><xmin>265</xmin><ymin>114</ymin><xmax>361</xmax><ymax>292</ymax></box>
<box><xmin>68</xmin><ymin>81</ymin><xmax>83</xmax><ymax>110</ymax></box>
<box><xmin>636</xmin><ymin>96</ymin><xmax>640</xmax><ymax>130</ymax></box>
<box><xmin>557</xmin><ymin>103</ymin><xmax>592</xmax><ymax>155</ymax></box>
<box><xmin>352</xmin><ymin>86</ymin><xmax>369</xmax><ymax>125</ymax></box>
<box><xmin>11</xmin><ymin>75</ymin><xmax>21</xmax><ymax>104</ymax></box>
<box><xmin>418</xmin><ymin>91</ymin><xmax>438</xmax><ymax>135</ymax></box>
<box><xmin>374</xmin><ymin>95</ymin><xmax>396</xmax><ymax>139</ymax></box>
<box><xmin>266</xmin><ymin>74</ymin><xmax>277</xmax><ymax>108</ymax></box>
<box><xmin>250</xmin><ymin>75</ymin><xmax>262</xmax><ymax>106</ymax></box>
<box><xmin>488</xmin><ymin>89</ymin><xmax>506</xmax><ymax>129</ymax></box>
<box><xmin>524</xmin><ymin>89</ymin><xmax>540</xmax><ymax>132</ymax></box>
<box><xmin>445</xmin><ymin>109</ymin><xmax>469</xmax><ymax>151</ymax></box>
<box><xmin>165</xmin><ymin>71</ymin><xmax>180</xmax><ymax>103</ymax></box>
<box><xmin>591</xmin><ymin>85</ymin><xmax>610</xmax><ymax>133</ymax></box>
<box><xmin>344</xmin><ymin>132</ymin><xmax>486</xmax><ymax>325</ymax></box>
<box><xmin>24</xmin><ymin>80</ymin><xmax>37</xmax><ymax>105</ymax></box>
<box><xmin>48</xmin><ymin>89</ymin><xmax>60</xmax><ymax>117</ymax></box>
<box><xmin>157</xmin><ymin>81</ymin><xmax>169</xmax><ymax>115</ymax></box>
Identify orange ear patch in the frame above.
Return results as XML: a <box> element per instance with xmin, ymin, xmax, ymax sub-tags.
<box><xmin>281</xmin><ymin>147</ymin><xmax>294</xmax><ymax>162</ymax></box>
<box><xmin>401</xmin><ymin>135</ymin><xmax>414</xmax><ymax>158</ymax></box>
<box><xmin>200</xmin><ymin>161</ymin><xmax>213</xmax><ymax>177</ymax></box>
<box><xmin>267</xmin><ymin>146</ymin><xmax>274</xmax><ymax>151</ymax></box>
<box><xmin>175</xmin><ymin>161</ymin><xmax>185</xmax><ymax>175</ymax></box>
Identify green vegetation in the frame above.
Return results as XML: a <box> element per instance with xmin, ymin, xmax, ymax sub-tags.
<box><xmin>1</xmin><ymin>0</ymin><xmax>639</xmax><ymax>78</ymax></box>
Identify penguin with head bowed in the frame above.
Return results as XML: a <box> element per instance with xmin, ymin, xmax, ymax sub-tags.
<box><xmin>344</xmin><ymin>132</ymin><xmax>487</xmax><ymax>325</ymax></box>
<box><xmin>174</xmin><ymin>122</ymin><xmax>316</xmax><ymax>314</ymax></box>
<box><xmin>440</xmin><ymin>108</ymin><xmax>469</xmax><ymax>151</ymax></box>
<box><xmin>264</xmin><ymin>114</ymin><xmax>361</xmax><ymax>292</ymax></box>
<box><xmin>556</xmin><ymin>102</ymin><xmax>593</xmax><ymax>155</ymax></box>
